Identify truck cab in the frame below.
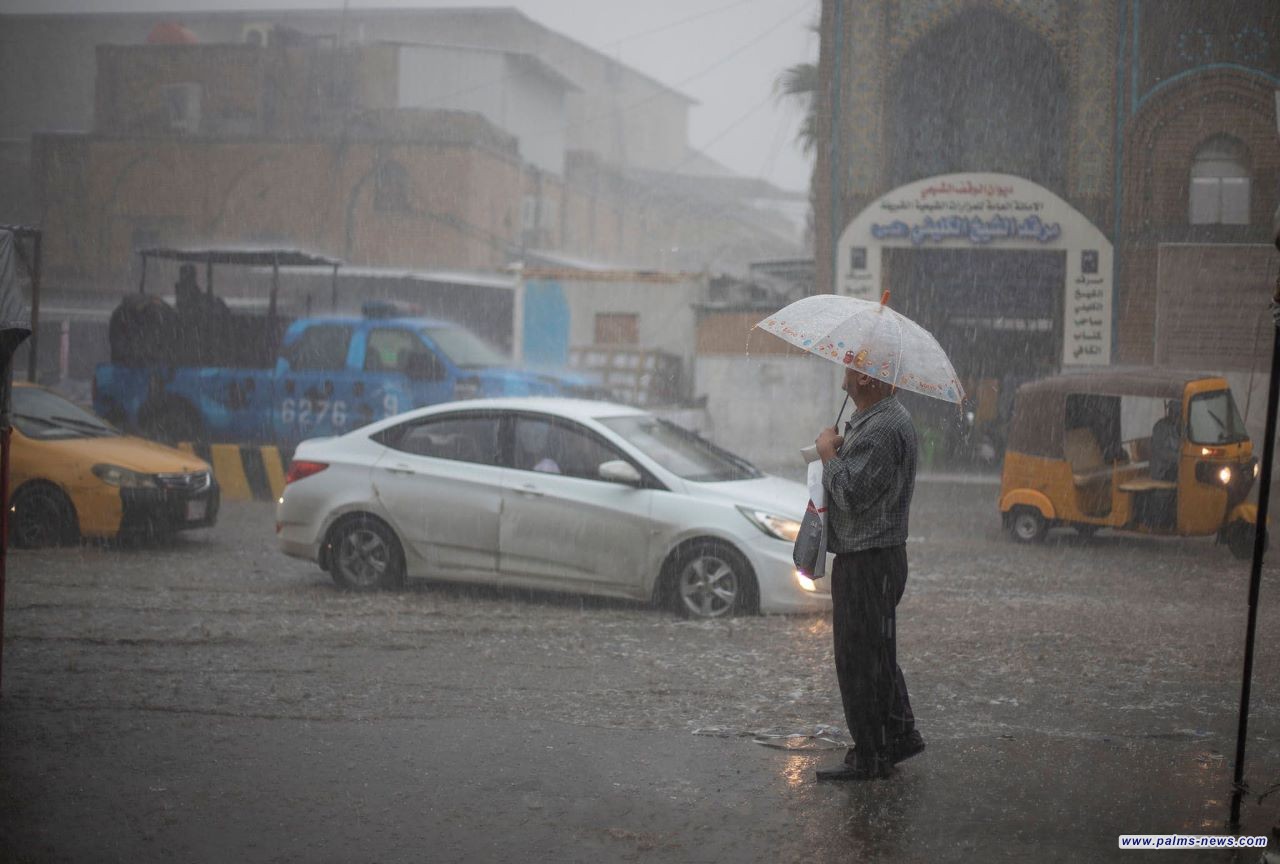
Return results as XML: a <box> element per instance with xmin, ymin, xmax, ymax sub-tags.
<box><xmin>275</xmin><ymin>312</ymin><xmax>592</xmax><ymax>444</ymax></box>
<box><xmin>93</xmin><ymin>247</ymin><xmax>598</xmax><ymax>449</ymax></box>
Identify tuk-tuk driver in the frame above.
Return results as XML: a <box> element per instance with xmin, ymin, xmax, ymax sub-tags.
<box><xmin>812</xmin><ymin>367</ymin><xmax>924</xmax><ymax>781</ymax></box>
<box><xmin>1151</xmin><ymin>400</ymin><xmax>1182</xmax><ymax>482</ymax></box>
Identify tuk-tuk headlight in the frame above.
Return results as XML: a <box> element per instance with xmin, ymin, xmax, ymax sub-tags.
<box><xmin>1254</xmin><ymin>462</ymin><xmax>1261</xmax><ymax>479</ymax></box>
<box><xmin>1218</xmin><ymin>466</ymin><xmax>1233</xmax><ymax>485</ymax></box>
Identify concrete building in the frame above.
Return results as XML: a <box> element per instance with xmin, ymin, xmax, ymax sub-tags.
<box><xmin>0</xmin><ymin>7</ymin><xmax>692</xmax><ymax>182</ymax></box>
<box><xmin>5</xmin><ymin>8</ymin><xmax>804</xmax><ymax>288</ymax></box>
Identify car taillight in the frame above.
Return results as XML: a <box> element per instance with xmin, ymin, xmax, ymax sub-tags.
<box><xmin>284</xmin><ymin>460</ymin><xmax>329</xmax><ymax>485</ymax></box>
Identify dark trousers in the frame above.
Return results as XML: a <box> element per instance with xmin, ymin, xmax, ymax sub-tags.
<box><xmin>831</xmin><ymin>546</ymin><xmax>915</xmax><ymax>763</ymax></box>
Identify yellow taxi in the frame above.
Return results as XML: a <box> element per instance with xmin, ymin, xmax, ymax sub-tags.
<box><xmin>10</xmin><ymin>383</ymin><xmax>219</xmax><ymax>546</ymax></box>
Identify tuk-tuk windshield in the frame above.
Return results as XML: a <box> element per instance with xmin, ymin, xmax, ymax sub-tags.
<box><xmin>1188</xmin><ymin>390</ymin><xmax>1248</xmax><ymax>445</ymax></box>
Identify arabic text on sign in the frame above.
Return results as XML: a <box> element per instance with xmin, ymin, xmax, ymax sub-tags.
<box><xmin>919</xmin><ymin>180</ymin><xmax>1014</xmax><ymax>199</ymax></box>
<box><xmin>868</xmin><ymin>215</ymin><xmax>1062</xmax><ymax>246</ymax></box>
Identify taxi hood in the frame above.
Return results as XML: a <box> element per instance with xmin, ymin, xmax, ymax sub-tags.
<box><xmin>74</xmin><ymin>435</ymin><xmax>210</xmax><ymax>475</ymax></box>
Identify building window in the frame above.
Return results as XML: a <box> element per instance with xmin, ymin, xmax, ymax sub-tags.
<box><xmin>595</xmin><ymin>313</ymin><xmax>639</xmax><ymax>346</ymax></box>
<box><xmin>1189</xmin><ymin>136</ymin><xmax>1250</xmax><ymax>225</ymax></box>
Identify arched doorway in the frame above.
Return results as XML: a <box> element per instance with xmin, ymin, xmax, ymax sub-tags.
<box><xmin>837</xmin><ymin>172</ymin><xmax>1113</xmax><ymax>440</ymax></box>
<box><xmin>886</xmin><ymin>7</ymin><xmax>1068</xmax><ymax>194</ymax></box>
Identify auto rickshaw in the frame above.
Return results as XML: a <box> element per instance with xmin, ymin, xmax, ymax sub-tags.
<box><xmin>999</xmin><ymin>368</ymin><xmax>1260</xmax><ymax>557</ymax></box>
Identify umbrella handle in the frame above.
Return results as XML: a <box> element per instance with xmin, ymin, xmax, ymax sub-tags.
<box><xmin>833</xmin><ymin>394</ymin><xmax>850</xmax><ymax>429</ymax></box>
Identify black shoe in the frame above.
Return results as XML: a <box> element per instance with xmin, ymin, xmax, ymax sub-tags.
<box><xmin>816</xmin><ymin>757</ymin><xmax>893</xmax><ymax>782</ymax></box>
<box><xmin>890</xmin><ymin>730</ymin><xmax>926</xmax><ymax>764</ymax></box>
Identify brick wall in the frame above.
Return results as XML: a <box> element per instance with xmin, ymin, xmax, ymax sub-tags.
<box><xmin>1117</xmin><ymin>70</ymin><xmax>1280</xmax><ymax>365</ymax></box>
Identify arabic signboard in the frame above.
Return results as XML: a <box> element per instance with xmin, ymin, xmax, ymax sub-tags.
<box><xmin>837</xmin><ymin>173</ymin><xmax>1113</xmax><ymax>367</ymax></box>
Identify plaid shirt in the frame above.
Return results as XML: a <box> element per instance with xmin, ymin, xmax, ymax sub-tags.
<box><xmin>822</xmin><ymin>396</ymin><xmax>918</xmax><ymax>554</ymax></box>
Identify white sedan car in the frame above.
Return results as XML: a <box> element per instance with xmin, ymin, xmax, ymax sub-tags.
<box><xmin>277</xmin><ymin>398</ymin><xmax>831</xmax><ymax>618</ymax></box>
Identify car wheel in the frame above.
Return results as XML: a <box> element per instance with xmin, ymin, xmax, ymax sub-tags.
<box><xmin>328</xmin><ymin>516</ymin><xmax>405</xmax><ymax>592</ymax></box>
<box><xmin>671</xmin><ymin>541</ymin><xmax>756</xmax><ymax>620</ymax></box>
<box><xmin>1007</xmin><ymin>507</ymin><xmax>1048</xmax><ymax>543</ymax></box>
<box><xmin>10</xmin><ymin>482</ymin><xmax>79</xmax><ymax>548</ymax></box>
<box><xmin>1224</xmin><ymin>520</ymin><xmax>1264</xmax><ymax>561</ymax></box>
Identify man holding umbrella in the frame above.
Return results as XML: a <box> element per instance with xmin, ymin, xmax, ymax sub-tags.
<box><xmin>812</xmin><ymin>365</ymin><xmax>924</xmax><ymax>781</ymax></box>
<box><xmin>757</xmin><ymin>292</ymin><xmax>963</xmax><ymax>781</ymax></box>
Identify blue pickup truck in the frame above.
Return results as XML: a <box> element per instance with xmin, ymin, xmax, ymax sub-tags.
<box><xmin>95</xmin><ymin>310</ymin><xmax>594</xmax><ymax>448</ymax></box>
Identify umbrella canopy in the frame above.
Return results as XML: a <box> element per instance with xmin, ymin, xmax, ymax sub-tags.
<box><xmin>757</xmin><ymin>293</ymin><xmax>965</xmax><ymax>404</ymax></box>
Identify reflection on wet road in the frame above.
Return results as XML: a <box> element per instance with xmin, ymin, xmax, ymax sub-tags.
<box><xmin>2</xmin><ymin>479</ymin><xmax>1277</xmax><ymax>862</ymax></box>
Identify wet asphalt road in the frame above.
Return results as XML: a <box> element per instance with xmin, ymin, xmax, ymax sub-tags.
<box><xmin>2</xmin><ymin>478</ymin><xmax>1279</xmax><ymax>863</ymax></box>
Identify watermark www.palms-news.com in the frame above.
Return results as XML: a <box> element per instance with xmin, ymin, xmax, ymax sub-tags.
<box><xmin>1118</xmin><ymin>835</ymin><xmax>1268</xmax><ymax>850</ymax></box>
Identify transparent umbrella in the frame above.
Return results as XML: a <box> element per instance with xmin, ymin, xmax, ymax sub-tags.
<box><xmin>756</xmin><ymin>292</ymin><xmax>965</xmax><ymax>404</ymax></box>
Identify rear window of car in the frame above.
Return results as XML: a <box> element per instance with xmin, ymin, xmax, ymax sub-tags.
<box><xmin>375</xmin><ymin>413</ymin><xmax>501</xmax><ymax>465</ymax></box>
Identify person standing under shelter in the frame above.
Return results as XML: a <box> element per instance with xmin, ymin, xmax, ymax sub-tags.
<box><xmin>813</xmin><ymin>366</ymin><xmax>925</xmax><ymax>781</ymax></box>
<box><xmin>173</xmin><ymin>263</ymin><xmax>231</xmax><ymax>366</ymax></box>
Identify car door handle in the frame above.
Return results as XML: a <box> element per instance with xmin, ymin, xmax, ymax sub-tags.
<box><xmin>386</xmin><ymin>463</ymin><xmax>416</xmax><ymax>475</ymax></box>
<box><xmin>515</xmin><ymin>483</ymin><xmax>543</xmax><ymax>497</ymax></box>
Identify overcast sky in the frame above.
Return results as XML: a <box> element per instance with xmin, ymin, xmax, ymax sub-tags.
<box><xmin>0</xmin><ymin>0</ymin><xmax>820</xmax><ymax>193</ymax></box>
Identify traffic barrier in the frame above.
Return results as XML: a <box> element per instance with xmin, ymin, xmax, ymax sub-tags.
<box><xmin>177</xmin><ymin>443</ymin><xmax>287</xmax><ymax>502</ymax></box>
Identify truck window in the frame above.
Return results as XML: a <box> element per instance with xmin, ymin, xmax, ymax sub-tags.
<box><xmin>365</xmin><ymin>329</ymin><xmax>425</xmax><ymax>372</ymax></box>
<box><xmin>286</xmin><ymin>324</ymin><xmax>352</xmax><ymax>371</ymax></box>
<box><xmin>422</xmin><ymin>327</ymin><xmax>507</xmax><ymax>369</ymax></box>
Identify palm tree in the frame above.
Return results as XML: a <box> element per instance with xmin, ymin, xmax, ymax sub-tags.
<box><xmin>775</xmin><ymin>61</ymin><xmax>818</xmax><ymax>156</ymax></box>
<box><xmin>775</xmin><ymin>60</ymin><xmax>819</xmax><ymax>248</ymax></box>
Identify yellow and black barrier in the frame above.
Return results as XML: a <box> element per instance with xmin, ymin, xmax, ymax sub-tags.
<box><xmin>177</xmin><ymin>443</ymin><xmax>287</xmax><ymax>502</ymax></box>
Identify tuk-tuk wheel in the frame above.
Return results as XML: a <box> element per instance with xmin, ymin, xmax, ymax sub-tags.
<box><xmin>1223</xmin><ymin>521</ymin><xmax>1264</xmax><ymax>561</ymax></box>
<box><xmin>1007</xmin><ymin>507</ymin><xmax>1048</xmax><ymax>543</ymax></box>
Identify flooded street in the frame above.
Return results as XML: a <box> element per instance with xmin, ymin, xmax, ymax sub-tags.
<box><xmin>4</xmin><ymin>477</ymin><xmax>1278</xmax><ymax>862</ymax></box>
<box><xmin>2</xmin><ymin>0</ymin><xmax>1276</xmax><ymax>860</ymax></box>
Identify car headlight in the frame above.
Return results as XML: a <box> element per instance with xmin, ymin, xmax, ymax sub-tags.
<box><xmin>738</xmin><ymin>507</ymin><xmax>802</xmax><ymax>542</ymax></box>
<box><xmin>92</xmin><ymin>464</ymin><xmax>157</xmax><ymax>488</ymax></box>
<box><xmin>1218</xmin><ymin>466</ymin><xmax>1233</xmax><ymax>485</ymax></box>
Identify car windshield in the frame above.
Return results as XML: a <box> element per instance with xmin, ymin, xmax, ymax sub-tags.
<box><xmin>1188</xmin><ymin>389</ymin><xmax>1248</xmax><ymax>445</ymax></box>
<box><xmin>13</xmin><ymin>387</ymin><xmax>119</xmax><ymax>440</ymax></box>
<box><xmin>421</xmin><ymin>327</ymin><xmax>508</xmax><ymax>369</ymax></box>
<box><xmin>599</xmin><ymin>415</ymin><xmax>761</xmax><ymax>482</ymax></box>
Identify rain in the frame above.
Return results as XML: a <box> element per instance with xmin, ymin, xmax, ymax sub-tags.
<box><xmin>1</xmin><ymin>0</ymin><xmax>1279</xmax><ymax>861</ymax></box>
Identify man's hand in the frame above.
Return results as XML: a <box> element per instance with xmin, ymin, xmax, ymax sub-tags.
<box><xmin>816</xmin><ymin>426</ymin><xmax>843</xmax><ymax>463</ymax></box>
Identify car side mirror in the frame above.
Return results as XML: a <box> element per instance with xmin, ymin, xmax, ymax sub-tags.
<box><xmin>404</xmin><ymin>351</ymin><xmax>444</xmax><ymax>381</ymax></box>
<box><xmin>598</xmin><ymin>459</ymin><xmax>642</xmax><ymax>486</ymax></box>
